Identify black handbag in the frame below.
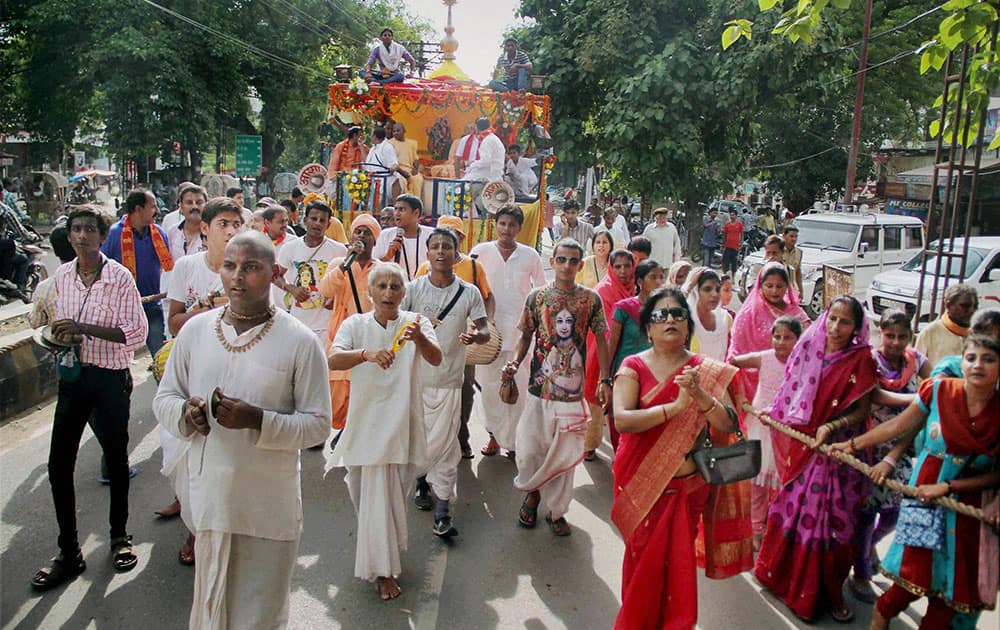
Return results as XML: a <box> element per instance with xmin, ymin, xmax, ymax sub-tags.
<box><xmin>689</xmin><ymin>426</ymin><xmax>761</xmax><ymax>485</ymax></box>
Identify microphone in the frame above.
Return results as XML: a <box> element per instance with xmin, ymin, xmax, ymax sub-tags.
<box><xmin>340</xmin><ymin>250</ymin><xmax>358</xmax><ymax>271</ymax></box>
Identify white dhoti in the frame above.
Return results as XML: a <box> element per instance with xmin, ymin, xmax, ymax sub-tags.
<box><xmin>190</xmin><ymin>530</ymin><xmax>299</xmax><ymax>630</ymax></box>
<box><xmin>513</xmin><ymin>396</ymin><xmax>588</xmax><ymax>521</ymax></box>
<box><xmin>474</xmin><ymin>350</ymin><xmax>528</xmax><ymax>450</ymax></box>
<box><xmin>160</xmin><ymin>427</ymin><xmax>194</xmax><ymax>531</ymax></box>
<box><xmin>345</xmin><ymin>464</ymin><xmax>414</xmax><ymax>581</ymax></box>
<box><xmin>421</xmin><ymin>387</ymin><xmax>462</xmax><ymax>502</ymax></box>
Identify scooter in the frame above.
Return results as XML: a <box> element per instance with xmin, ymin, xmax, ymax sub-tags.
<box><xmin>21</xmin><ymin>242</ymin><xmax>47</xmax><ymax>301</ymax></box>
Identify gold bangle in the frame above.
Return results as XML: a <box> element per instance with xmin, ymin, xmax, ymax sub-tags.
<box><xmin>699</xmin><ymin>397</ymin><xmax>719</xmax><ymax>414</ymax></box>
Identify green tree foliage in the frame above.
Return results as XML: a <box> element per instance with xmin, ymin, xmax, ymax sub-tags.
<box><xmin>727</xmin><ymin>0</ymin><xmax>1000</xmax><ymax>150</ymax></box>
<box><xmin>4</xmin><ymin>0</ymin><xmax>429</xmax><ymax>177</ymax></box>
<box><xmin>519</xmin><ymin>0</ymin><xmax>761</xmax><ymax>242</ymax></box>
<box><xmin>747</xmin><ymin>1</ymin><xmax>942</xmax><ymax>209</ymax></box>
<box><xmin>519</xmin><ymin>0</ymin><xmax>943</xmax><ymax>226</ymax></box>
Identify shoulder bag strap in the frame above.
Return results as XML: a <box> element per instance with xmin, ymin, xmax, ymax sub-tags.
<box><xmin>436</xmin><ymin>283</ymin><xmax>466</xmax><ymax>321</ymax></box>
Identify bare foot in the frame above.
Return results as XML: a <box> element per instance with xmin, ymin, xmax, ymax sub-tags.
<box><xmin>377</xmin><ymin>576</ymin><xmax>401</xmax><ymax>600</ymax></box>
<box><xmin>869</xmin><ymin>608</ymin><xmax>888</xmax><ymax>630</ymax></box>
<box><xmin>155</xmin><ymin>497</ymin><xmax>181</xmax><ymax>518</ymax></box>
<box><xmin>178</xmin><ymin>533</ymin><xmax>196</xmax><ymax>566</ymax></box>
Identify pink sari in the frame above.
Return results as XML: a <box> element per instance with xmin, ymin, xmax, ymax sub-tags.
<box><xmin>726</xmin><ymin>262</ymin><xmax>810</xmax><ymax>405</ymax></box>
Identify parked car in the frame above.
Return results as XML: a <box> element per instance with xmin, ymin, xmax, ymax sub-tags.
<box><xmin>736</xmin><ymin>211</ymin><xmax>926</xmax><ymax>318</ymax></box>
<box><xmin>866</xmin><ymin>236</ymin><xmax>1000</xmax><ymax>324</ymax></box>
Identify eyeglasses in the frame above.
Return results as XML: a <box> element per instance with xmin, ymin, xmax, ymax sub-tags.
<box><xmin>553</xmin><ymin>256</ymin><xmax>581</xmax><ymax>265</ymax></box>
<box><xmin>648</xmin><ymin>307</ymin><xmax>689</xmax><ymax>324</ymax></box>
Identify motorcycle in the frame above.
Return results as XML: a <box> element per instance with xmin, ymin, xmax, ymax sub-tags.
<box><xmin>738</xmin><ymin>225</ymin><xmax>769</xmax><ymax>264</ymax></box>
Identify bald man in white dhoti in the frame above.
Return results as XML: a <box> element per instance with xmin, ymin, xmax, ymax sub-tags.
<box><xmin>154</xmin><ymin>231</ymin><xmax>331</xmax><ymax>629</ymax></box>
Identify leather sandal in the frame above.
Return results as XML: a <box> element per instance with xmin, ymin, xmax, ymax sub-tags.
<box><xmin>31</xmin><ymin>551</ymin><xmax>86</xmax><ymax>591</ymax></box>
<box><xmin>111</xmin><ymin>536</ymin><xmax>137</xmax><ymax>572</ymax></box>
<box><xmin>545</xmin><ymin>514</ymin><xmax>572</xmax><ymax>537</ymax></box>
<box><xmin>518</xmin><ymin>497</ymin><xmax>538</xmax><ymax>528</ymax></box>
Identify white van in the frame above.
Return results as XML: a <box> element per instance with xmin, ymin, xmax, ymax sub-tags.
<box><xmin>736</xmin><ymin>212</ymin><xmax>926</xmax><ymax>317</ymax></box>
<box><xmin>866</xmin><ymin>236</ymin><xmax>1000</xmax><ymax>323</ymax></box>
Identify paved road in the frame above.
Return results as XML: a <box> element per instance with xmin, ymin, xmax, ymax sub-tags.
<box><xmin>5</xmin><ymin>355</ymin><xmax>992</xmax><ymax>629</ymax></box>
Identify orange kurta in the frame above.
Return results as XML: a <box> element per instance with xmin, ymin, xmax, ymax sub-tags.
<box><xmin>319</xmin><ymin>256</ymin><xmax>375</xmax><ymax>428</ymax></box>
<box><xmin>328</xmin><ymin>139</ymin><xmax>368</xmax><ymax>174</ymax></box>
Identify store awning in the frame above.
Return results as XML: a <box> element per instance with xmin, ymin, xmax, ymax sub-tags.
<box><xmin>894</xmin><ymin>156</ymin><xmax>1000</xmax><ymax>185</ymax></box>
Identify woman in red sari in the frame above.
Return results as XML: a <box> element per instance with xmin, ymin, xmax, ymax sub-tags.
<box><xmin>584</xmin><ymin>249</ymin><xmax>635</xmax><ymax>459</ymax></box>
<box><xmin>754</xmin><ymin>296</ymin><xmax>878</xmax><ymax>623</ymax></box>
<box><xmin>611</xmin><ymin>287</ymin><xmax>750</xmax><ymax>629</ymax></box>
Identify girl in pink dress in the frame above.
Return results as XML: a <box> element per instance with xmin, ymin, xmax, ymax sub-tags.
<box><xmin>730</xmin><ymin>314</ymin><xmax>804</xmax><ymax>549</ymax></box>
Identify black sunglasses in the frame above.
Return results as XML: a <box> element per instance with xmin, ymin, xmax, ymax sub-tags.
<box><xmin>649</xmin><ymin>307</ymin><xmax>689</xmax><ymax>324</ymax></box>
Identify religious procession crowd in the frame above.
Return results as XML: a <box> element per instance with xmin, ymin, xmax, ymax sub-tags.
<box><xmin>16</xmin><ymin>27</ymin><xmax>999</xmax><ymax>630</ymax></box>
<box><xmin>23</xmin><ymin>173</ymin><xmax>999</xmax><ymax>629</ymax></box>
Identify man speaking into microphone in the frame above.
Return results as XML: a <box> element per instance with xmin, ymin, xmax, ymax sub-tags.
<box><xmin>319</xmin><ymin>214</ymin><xmax>383</xmax><ymax>432</ymax></box>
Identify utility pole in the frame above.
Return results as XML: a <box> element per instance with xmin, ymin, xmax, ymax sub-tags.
<box><xmin>843</xmin><ymin>0</ymin><xmax>874</xmax><ymax>206</ymax></box>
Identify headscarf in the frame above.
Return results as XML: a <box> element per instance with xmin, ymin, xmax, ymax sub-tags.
<box><xmin>727</xmin><ymin>261</ymin><xmax>811</xmax><ymax>402</ymax></box>
<box><xmin>682</xmin><ymin>266</ymin><xmax>730</xmax><ymax>361</ymax></box>
<box><xmin>727</xmin><ymin>261</ymin><xmax>809</xmax><ymax>360</ymax></box>
<box><xmin>667</xmin><ymin>260</ymin><xmax>692</xmax><ymax>287</ymax></box>
<box><xmin>594</xmin><ymin>251</ymin><xmax>636</xmax><ymax>322</ymax></box>
<box><xmin>769</xmin><ymin>301</ymin><xmax>871</xmax><ymax>427</ymax></box>
<box><xmin>349</xmin><ymin>213</ymin><xmax>382</xmax><ymax>241</ymax></box>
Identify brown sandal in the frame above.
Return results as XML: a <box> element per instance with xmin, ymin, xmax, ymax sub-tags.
<box><xmin>31</xmin><ymin>551</ymin><xmax>86</xmax><ymax>591</ymax></box>
<box><xmin>111</xmin><ymin>536</ymin><xmax>138</xmax><ymax>572</ymax></box>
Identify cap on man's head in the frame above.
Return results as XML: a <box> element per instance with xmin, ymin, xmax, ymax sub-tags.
<box><xmin>652</xmin><ymin>207</ymin><xmax>670</xmax><ymax>216</ymax></box>
<box><xmin>436</xmin><ymin>215</ymin><xmax>466</xmax><ymax>238</ymax></box>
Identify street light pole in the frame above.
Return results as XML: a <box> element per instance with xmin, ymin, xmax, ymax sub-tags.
<box><xmin>843</xmin><ymin>0</ymin><xmax>874</xmax><ymax>206</ymax></box>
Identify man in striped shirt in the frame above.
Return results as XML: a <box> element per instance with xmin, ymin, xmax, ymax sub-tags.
<box><xmin>489</xmin><ymin>37</ymin><xmax>532</xmax><ymax>92</ymax></box>
<box><xmin>31</xmin><ymin>206</ymin><xmax>148</xmax><ymax>591</ymax></box>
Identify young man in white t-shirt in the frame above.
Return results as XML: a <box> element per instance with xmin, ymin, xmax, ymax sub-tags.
<box><xmin>401</xmin><ymin>227</ymin><xmax>489</xmax><ymax>537</ymax></box>
<box><xmin>372</xmin><ymin>194</ymin><xmax>434</xmax><ymax>281</ymax></box>
<box><xmin>167</xmin><ymin>197</ymin><xmax>243</xmax><ymax>335</ymax></box>
<box><xmin>273</xmin><ymin>201</ymin><xmax>347</xmax><ymax>338</ymax></box>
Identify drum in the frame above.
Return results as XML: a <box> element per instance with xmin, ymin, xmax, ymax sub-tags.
<box><xmin>465</xmin><ymin>320</ymin><xmax>502</xmax><ymax>365</ymax></box>
<box><xmin>151</xmin><ymin>339</ymin><xmax>176</xmax><ymax>383</ymax></box>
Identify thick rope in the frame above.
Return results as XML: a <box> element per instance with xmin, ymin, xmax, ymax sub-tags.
<box><xmin>742</xmin><ymin>403</ymin><xmax>988</xmax><ymax>523</ymax></box>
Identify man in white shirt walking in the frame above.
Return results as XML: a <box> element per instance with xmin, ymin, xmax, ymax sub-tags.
<box><xmin>642</xmin><ymin>207</ymin><xmax>683</xmax><ymax>266</ymax></box>
<box><xmin>401</xmin><ymin>227</ymin><xmax>489</xmax><ymax>537</ymax></box>
<box><xmin>470</xmin><ymin>205</ymin><xmax>546</xmax><ymax>457</ymax></box>
<box><xmin>154</xmin><ymin>231</ymin><xmax>331</xmax><ymax>628</ymax></box>
<box><xmin>372</xmin><ymin>194</ymin><xmax>434</xmax><ymax>281</ymax></box>
<box><xmin>273</xmin><ymin>201</ymin><xmax>347</xmax><ymax>338</ymax></box>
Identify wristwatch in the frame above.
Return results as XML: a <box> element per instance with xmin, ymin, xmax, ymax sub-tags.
<box><xmin>599</xmin><ymin>378</ymin><xmax>613</xmax><ymax>386</ymax></box>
